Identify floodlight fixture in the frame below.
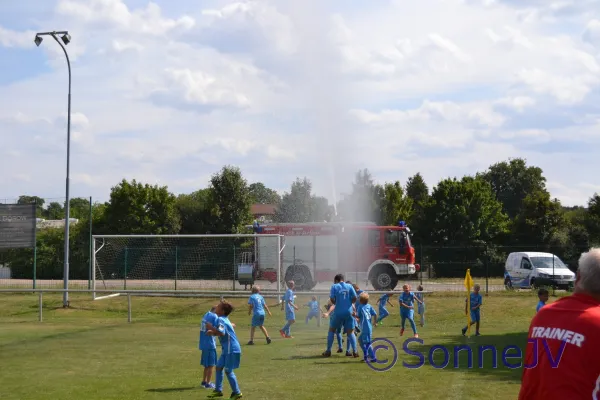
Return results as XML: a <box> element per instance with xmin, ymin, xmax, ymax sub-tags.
<box><xmin>34</xmin><ymin>36</ymin><xmax>43</xmax><ymax>47</ymax></box>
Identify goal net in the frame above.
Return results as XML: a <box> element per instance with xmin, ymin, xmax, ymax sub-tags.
<box><xmin>92</xmin><ymin>234</ymin><xmax>284</xmax><ymax>299</ymax></box>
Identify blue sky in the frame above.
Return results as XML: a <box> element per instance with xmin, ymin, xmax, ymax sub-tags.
<box><xmin>1</xmin><ymin>0</ymin><xmax>600</xmax><ymax>206</ymax></box>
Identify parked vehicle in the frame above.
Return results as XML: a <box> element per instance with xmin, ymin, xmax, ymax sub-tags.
<box><xmin>504</xmin><ymin>251</ymin><xmax>575</xmax><ymax>290</ymax></box>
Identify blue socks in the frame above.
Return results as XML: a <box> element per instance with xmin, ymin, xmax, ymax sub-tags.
<box><xmin>348</xmin><ymin>332</ymin><xmax>357</xmax><ymax>353</ymax></box>
<box><xmin>215</xmin><ymin>368</ymin><xmax>224</xmax><ymax>392</ymax></box>
<box><xmin>225</xmin><ymin>369</ymin><xmax>240</xmax><ymax>394</ymax></box>
<box><xmin>401</xmin><ymin>316</ymin><xmax>417</xmax><ymax>334</ymax></box>
<box><xmin>336</xmin><ymin>332</ymin><xmax>342</xmax><ymax>349</ymax></box>
<box><xmin>326</xmin><ymin>331</ymin><xmax>334</xmax><ymax>352</ymax></box>
<box><xmin>282</xmin><ymin>322</ymin><xmax>291</xmax><ymax>336</ymax></box>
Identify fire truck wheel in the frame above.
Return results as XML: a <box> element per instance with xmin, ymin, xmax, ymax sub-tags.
<box><xmin>370</xmin><ymin>265</ymin><xmax>399</xmax><ymax>291</ymax></box>
<box><xmin>285</xmin><ymin>265</ymin><xmax>314</xmax><ymax>291</ymax></box>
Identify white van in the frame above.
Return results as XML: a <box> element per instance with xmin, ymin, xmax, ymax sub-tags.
<box><xmin>504</xmin><ymin>251</ymin><xmax>575</xmax><ymax>290</ymax></box>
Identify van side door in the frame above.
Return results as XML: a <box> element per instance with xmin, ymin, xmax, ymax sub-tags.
<box><xmin>520</xmin><ymin>257</ymin><xmax>533</xmax><ymax>284</ymax></box>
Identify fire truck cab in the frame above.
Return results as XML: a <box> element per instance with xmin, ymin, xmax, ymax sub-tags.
<box><xmin>251</xmin><ymin>221</ymin><xmax>419</xmax><ymax>291</ymax></box>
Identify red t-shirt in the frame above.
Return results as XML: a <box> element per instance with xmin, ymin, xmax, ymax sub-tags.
<box><xmin>519</xmin><ymin>293</ymin><xmax>600</xmax><ymax>399</ymax></box>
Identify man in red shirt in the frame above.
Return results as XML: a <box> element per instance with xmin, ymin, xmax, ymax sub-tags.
<box><xmin>519</xmin><ymin>248</ymin><xmax>600</xmax><ymax>399</ymax></box>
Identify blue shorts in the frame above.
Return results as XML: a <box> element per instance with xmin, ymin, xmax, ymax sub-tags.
<box><xmin>285</xmin><ymin>308</ymin><xmax>295</xmax><ymax>321</ymax></box>
<box><xmin>329</xmin><ymin>316</ymin><xmax>342</xmax><ymax>332</ymax></box>
<box><xmin>251</xmin><ymin>314</ymin><xmax>265</xmax><ymax>327</ymax></box>
<box><xmin>470</xmin><ymin>310</ymin><xmax>480</xmax><ymax>323</ymax></box>
<box><xmin>418</xmin><ymin>303</ymin><xmax>425</xmax><ymax>314</ymax></box>
<box><xmin>307</xmin><ymin>311</ymin><xmax>319</xmax><ymax>320</ymax></box>
<box><xmin>201</xmin><ymin>349</ymin><xmax>217</xmax><ymax>367</ymax></box>
<box><xmin>217</xmin><ymin>352</ymin><xmax>241</xmax><ymax>370</ymax></box>
<box><xmin>379</xmin><ymin>308</ymin><xmax>389</xmax><ymax>319</ymax></box>
<box><xmin>400</xmin><ymin>309</ymin><xmax>414</xmax><ymax>319</ymax></box>
<box><xmin>332</xmin><ymin>313</ymin><xmax>355</xmax><ymax>332</ymax></box>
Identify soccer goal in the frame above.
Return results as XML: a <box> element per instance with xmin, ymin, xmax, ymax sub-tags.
<box><xmin>92</xmin><ymin>234</ymin><xmax>285</xmax><ymax>300</ymax></box>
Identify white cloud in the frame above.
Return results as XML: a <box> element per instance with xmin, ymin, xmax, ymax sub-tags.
<box><xmin>1</xmin><ymin>0</ymin><xmax>600</xmax><ymax>207</ymax></box>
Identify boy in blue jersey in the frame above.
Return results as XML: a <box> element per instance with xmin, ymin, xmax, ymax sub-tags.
<box><xmin>462</xmin><ymin>284</ymin><xmax>482</xmax><ymax>336</ymax></box>
<box><xmin>247</xmin><ymin>286</ymin><xmax>272</xmax><ymax>345</ymax></box>
<box><xmin>323</xmin><ymin>301</ymin><xmax>343</xmax><ymax>352</ymax></box>
<box><xmin>305</xmin><ymin>296</ymin><xmax>321</xmax><ymax>326</ymax></box>
<box><xmin>322</xmin><ymin>274</ymin><xmax>359</xmax><ymax>358</ymax></box>
<box><xmin>376</xmin><ymin>292</ymin><xmax>394</xmax><ymax>325</ymax></box>
<box><xmin>416</xmin><ymin>285</ymin><xmax>425</xmax><ymax>327</ymax></box>
<box><xmin>356</xmin><ymin>292</ymin><xmax>377</xmax><ymax>362</ymax></box>
<box><xmin>399</xmin><ymin>284</ymin><xmax>422</xmax><ymax>338</ymax></box>
<box><xmin>200</xmin><ymin>306</ymin><xmax>219</xmax><ymax>389</ymax></box>
<box><xmin>536</xmin><ymin>288</ymin><xmax>549</xmax><ymax>313</ymax></box>
<box><xmin>206</xmin><ymin>301</ymin><xmax>243</xmax><ymax>399</ymax></box>
<box><xmin>280</xmin><ymin>280</ymin><xmax>298</xmax><ymax>338</ymax></box>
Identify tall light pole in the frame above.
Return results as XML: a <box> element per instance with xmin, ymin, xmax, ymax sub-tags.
<box><xmin>35</xmin><ymin>31</ymin><xmax>72</xmax><ymax>308</ymax></box>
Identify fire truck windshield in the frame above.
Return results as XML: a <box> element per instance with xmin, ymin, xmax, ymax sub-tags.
<box><xmin>384</xmin><ymin>229</ymin><xmax>410</xmax><ymax>249</ymax></box>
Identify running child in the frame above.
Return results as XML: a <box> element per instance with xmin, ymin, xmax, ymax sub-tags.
<box><xmin>536</xmin><ymin>288</ymin><xmax>549</xmax><ymax>313</ymax></box>
<box><xmin>376</xmin><ymin>292</ymin><xmax>394</xmax><ymax>325</ymax></box>
<box><xmin>206</xmin><ymin>301</ymin><xmax>243</xmax><ymax>399</ymax></box>
<box><xmin>199</xmin><ymin>305</ymin><xmax>218</xmax><ymax>389</ymax></box>
<box><xmin>415</xmin><ymin>285</ymin><xmax>425</xmax><ymax>327</ymax></box>
<box><xmin>399</xmin><ymin>284</ymin><xmax>421</xmax><ymax>338</ymax></box>
<box><xmin>462</xmin><ymin>283</ymin><xmax>482</xmax><ymax>336</ymax></box>
<box><xmin>280</xmin><ymin>280</ymin><xmax>298</xmax><ymax>338</ymax></box>
<box><xmin>305</xmin><ymin>296</ymin><xmax>321</xmax><ymax>326</ymax></box>
<box><xmin>356</xmin><ymin>292</ymin><xmax>377</xmax><ymax>363</ymax></box>
<box><xmin>247</xmin><ymin>286</ymin><xmax>272</xmax><ymax>345</ymax></box>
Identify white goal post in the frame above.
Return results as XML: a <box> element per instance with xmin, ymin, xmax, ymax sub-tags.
<box><xmin>92</xmin><ymin>234</ymin><xmax>285</xmax><ymax>300</ymax></box>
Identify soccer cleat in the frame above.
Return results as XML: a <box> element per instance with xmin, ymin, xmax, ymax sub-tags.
<box><xmin>400</xmin><ymin>328</ymin><xmax>404</xmax><ymax>336</ymax></box>
<box><xmin>229</xmin><ymin>392</ymin><xmax>243</xmax><ymax>399</ymax></box>
<box><xmin>336</xmin><ymin>348</ymin><xmax>343</xmax><ymax>353</ymax></box>
<box><xmin>266</xmin><ymin>337</ymin><xmax>272</xmax><ymax>344</ymax></box>
<box><xmin>414</xmin><ymin>334</ymin><xmax>419</xmax><ymax>338</ymax></box>
<box><xmin>247</xmin><ymin>341</ymin><xmax>254</xmax><ymax>345</ymax></box>
<box><xmin>322</xmin><ymin>351</ymin><xmax>331</xmax><ymax>357</ymax></box>
<box><xmin>279</xmin><ymin>329</ymin><xmax>286</xmax><ymax>338</ymax></box>
<box><xmin>285</xmin><ymin>335</ymin><xmax>294</xmax><ymax>339</ymax></box>
<box><xmin>461</xmin><ymin>327</ymin><xmax>467</xmax><ymax>336</ymax></box>
<box><xmin>345</xmin><ymin>351</ymin><xmax>352</xmax><ymax>357</ymax></box>
<box><xmin>204</xmin><ymin>383</ymin><xmax>216</xmax><ymax>389</ymax></box>
<box><xmin>209</xmin><ymin>390</ymin><xmax>224</xmax><ymax>397</ymax></box>
<box><xmin>353</xmin><ymin>352</ymin><xmax>359</xmax><ymax>358</ymax></box>
<box><xmin>476</xmin><ymin>332</ymin><xmax>481</xmax><ymax>336</ymax></box>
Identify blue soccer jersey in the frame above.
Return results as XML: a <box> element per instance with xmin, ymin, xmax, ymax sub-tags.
<box><xmin>284</xmin><ymin>289</ymin><xmax>295</xmax><ymax>310</ymax></box>
<box><xmin>379</xmin><ymin>294</ymin><xmax>389</xmax><ymax>310</ymax></box>
<box><xmin>217</xmin><ymin>316</ymin><xmax>241</xmax><ymax>355</ymax></box>
<box><xmin>400</xmin><ymin>291</ymin><xmax>416</xmax><ymax>307</ymax></box>
<box><xmin>357</xmin><ymin>303</ymin><xmax>377</xmax><ymax>335</ymax></box>
<box><xmin>248</xmin><ymin>293</ymin><xmax>266</xmax><ymax>315</ymax></box>
<box><xmin>330</xmin><ymin>282</ymin><xmax>357</xmax><ymax>317</ymax></box>
<box><xmin>469</xmin><ymin>292</ymin><xmax>482</xmax><ymax>310</ymax></box>
<box><xmin>307</xmin><ymin>300</ymin><xmax>319</xmax><ymax>313</ymax></box>
<box><xmin>536</xmin><ymin>300</ymin><xmax>545</xmax><ymax>313</ymax></box>
<box><xmin>200</xmin><ymin>311</ymin><xmax>219</xmax><ymax>350</ymax></box>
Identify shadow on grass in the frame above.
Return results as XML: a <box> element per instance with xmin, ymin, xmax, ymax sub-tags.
<box><xmin>146</xmin><ymin>387</ymin><xmax>196</xmax><ymax>393</ymax></box>
<box><xmin>400</xmin><ymin>331</ymin><xmax>527</xmax><ymax>382</ymax></box>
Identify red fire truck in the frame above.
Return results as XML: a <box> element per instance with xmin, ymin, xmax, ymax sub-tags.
<box><xmin>249</xmin><ymin>221</ymin><xmax>419</xmax><ymax>291</ymax></box>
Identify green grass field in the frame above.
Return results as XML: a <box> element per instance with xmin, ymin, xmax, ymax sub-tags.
<box><xmin>0</xmin><ymin>291</ymin><xmax>556</xmax><ymax>400</ymax></box>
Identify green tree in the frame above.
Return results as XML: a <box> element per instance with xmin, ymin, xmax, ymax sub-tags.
<box><xmin>512</xmin><ymin>191</ymin><xmax>564</xmax><ymax>247</ymax></box>
<box><xmin>311</xmin><ymin>195</ymin><xmax>333</xmax><ymax>222</ymax></box>
<box><xmin>45</xmin><ymin>202</ymin><xmax>64</xmax><ymax>219</ymax></box>
<box><xmin>208</xmin><ymin>166</ymin><xmax>252</xmax><ymax>234</ymax></box>
<box><xmin>176</xmin><ymin>189</ymin><xmax>213</xmax><ymax>234</ymax></box>
<box><xmin>585</xmin><ymin>193</ymin><xmax>600</xmax><ymax>245</ymax></box>
<box><xmin>337</xmin><ymin>169</ymin><xmax>383</xmax><ymax>223</ymax></box>
<box><xmin>17</xmin><ymin>195</ymin><xmax>45</xmax><ymax>217</ymax></box>
<box><xmin>406</xmin><ymin>173</ymin><xmax>429</xmax><ymax>206</ymax></box>
<box><xmin>275</xmin><ymin>178</ymin><xmax>315</xmax><ymax>223</ymax></box>
<box><xmin>381</xmin><ymin>181</ymin><xmax>413</xmax><ymax>226</ymax></box>
<box><xmin>248</xmin><ymin>183</ymin><xmax>281</xmax><ymax>205</ymax></box>
<box><xmin>102</xmin><ymin>179</ymin><xmax>180</xmax><ymax>234</ymax></box>
<box><xmin>69</xmin><ymin>198</ymin><xmax>91</xmax><ymax>220</ymax></box>
<box><xmin>479</xmin><ymin>158</ymin><xmax>546</xmax><ymax>219</ymax></box>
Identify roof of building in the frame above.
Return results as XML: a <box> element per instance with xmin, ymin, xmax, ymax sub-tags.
<box><xmin>251</xmin><ymin>204</ymin><xmax>277</xmax><ymax>215</ymax></box>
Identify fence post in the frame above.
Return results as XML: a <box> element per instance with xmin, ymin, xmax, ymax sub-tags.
<box><xmin>232</xmin><ymin>246</ymin><xmax>236</xmax><ymax>291</ymax></box>
<box><xmin>127</xmin><ymin>294</ymin><xmax>132</xmax><ymax>323</ymax></box>
<box><xmin>124</xmin><ymin>247</ymin><xmax>128</xmax><ymax>290</ymax></box>
<box><xmin>317</xmin><ymin>295</ymin><xmax>321</xmax><ymax>327</ymax></box>
<box><xmin>38</xmin><ymin>292</ymin><xmax>43</xmax><ymax>322</ymax></box>
<box><xmin>175</xmin><ymin>246</ymin><xmax>179</xmax><ymax>291</ymax></box>
<box><xmin>419</xmin><ymin>243</ymin><xmax>423</xmax><ymax>286</ymax></box>
<box><xmin>33</xmin><ymin>246</ymin><xmax>37</xmax><ymax>290</ymax></box>
<box><xmin>88</xmin><ymin>196</ymin><xmax>92</xmax><ymax>290</ymax></box>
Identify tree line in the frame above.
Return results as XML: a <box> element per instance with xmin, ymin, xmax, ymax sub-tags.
<box><xmin>2</xmin><ymin>158</ymin><xmax>599</xmax><ymax>279</ymax></box>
